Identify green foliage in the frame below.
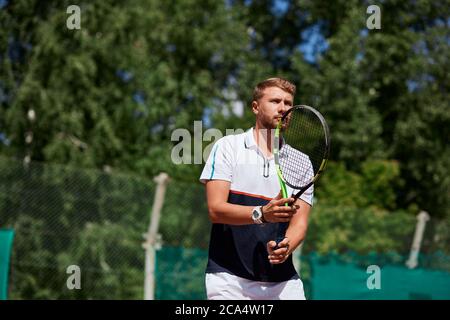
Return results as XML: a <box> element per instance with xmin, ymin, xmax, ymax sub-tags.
<box><xmin>291</xmin><ymin>6</ymin><xmax>387</xmax><ymax>165</ymax></box>
<box><xmin>315</xmin><ymin>162</ymin><xmax>366</xmax><ymax>207</ymax></box>
<box><xmin>360</xmin><ymin>160</ymin><xmax>402</xmax><ymax>211</ymax></box>
<box><xmin>0</xmin><ymin>0</ymin><xmax>250</xmax><ymax>179</ymax></box>
<box><xmin>1</xmin><ymin>0</ymin><xmax>448</xmax><ymax>217</ymax></box>
<box><xmin>310</xmin><ymin>160</ymin><xmax>418</xmax><ymax>255</ymax></box>
<box><xmin>159</xmin><ymin>180</ymin><xmax>210</xmax><ymax>248</ymax></box>
<box><xmin>316</xmin><ymin>160</ymin><xmax>402</xmax><ymax>210</ymax></box>
<box><xmin>0</xmin><ymin>156</ymin><xmax>153</xmax><ymax>299</ymax></box>
<box><xmin>0</xmin><ymin>0</ymin><xmax>449</xmax><ymax>299</ymax></box>
<box><xmin>305</xmin><ymin>205</ymin><xmax>416</xmax><ymax>255</ymax></box>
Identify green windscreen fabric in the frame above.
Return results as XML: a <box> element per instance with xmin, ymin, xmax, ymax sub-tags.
<box><xmin>156</xmin><ymin>246</ymin><xmax>207</xmax><ymax>300</ymax></box>
<box><xmin>0</xmin><ymin>229</ymin><xmax>14</xmax><ymax>300</ymax></box>
<box><xmin>307</xmin><ymin>253</ymin><xmax>450</xmax><ymax>300</ymax></box>
<box><xmin>155</xmin><ymin>248</ymin><xmax>450</xmax><ymax>300</ymax></box>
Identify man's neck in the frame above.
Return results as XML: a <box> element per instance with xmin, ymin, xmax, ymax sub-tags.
<box><xmin>253</xmin><ymin>124</ymin><xmax>274</xmax><ymax>158</ymax></box>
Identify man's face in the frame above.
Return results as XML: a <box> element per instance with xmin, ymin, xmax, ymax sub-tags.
<box><xmin>252</xmin><ymin>86</ymin><xmax>293</xmax><ymax>129</ymax></box>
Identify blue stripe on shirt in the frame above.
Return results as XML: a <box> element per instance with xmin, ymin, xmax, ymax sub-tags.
<box><xmin>209</xmin><ymin>144</ymin><xmax>219</xmax><ymax>179</ymax></box>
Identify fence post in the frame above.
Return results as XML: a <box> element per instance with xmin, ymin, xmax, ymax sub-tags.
<box><xmin>143</xmin><ymin>172</ymin><xmax>170</xmax><ymax>300</ymax></box>
<box><xmin>405</xmin><ymin>211</ymin><xmax>430</xmax><ymax>269</ymax></box>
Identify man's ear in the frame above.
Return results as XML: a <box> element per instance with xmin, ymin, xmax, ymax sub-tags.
<box><xmin>251</xmin><ymin>100</ymin><xmax>259</xmax><ymax>115</ymax></box>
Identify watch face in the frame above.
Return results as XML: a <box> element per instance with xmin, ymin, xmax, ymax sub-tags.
<box><xmin>252</xmin><ymin>209</ymin><xmax>261</xmax><ymax>220</ymax></box>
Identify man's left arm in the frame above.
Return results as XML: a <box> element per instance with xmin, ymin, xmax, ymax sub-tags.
<box><xmin>267</xmin><ymin>198</ymin><xmax>311</xmax><ymax>264</ymax></box>
<box><xmin>285</xmin><ymin>198</ymin><xmax>311</xmax><ymax>251</ymax></box>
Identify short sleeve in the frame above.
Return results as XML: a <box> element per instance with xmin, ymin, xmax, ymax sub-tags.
<box><xmin>287</xmin><ymin>184</ymin><xmax>314</xmax><ymax>206</ymax></box>
<box><xmin>199</xmin><ymin>137</ymin><xmax>234</xmax><ymax>184</ymax></box>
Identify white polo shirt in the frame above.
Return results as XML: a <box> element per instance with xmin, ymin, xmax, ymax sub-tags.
<box><xmin>199</xmin><ymin>127</ymin><xmax>313</xmax><ymax>282</ymax></box>
<box><xmin>200</xmin><ymin>127</ymin><xmax>313</xmax><ymax>205</ymax></box>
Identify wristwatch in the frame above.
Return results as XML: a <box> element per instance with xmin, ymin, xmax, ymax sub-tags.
<box><xmin>251</xmin><ymin>206</ymin><xmax>264</xmax><ymax>224</ymax></box>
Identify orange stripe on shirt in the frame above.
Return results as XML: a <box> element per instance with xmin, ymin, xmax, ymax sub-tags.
<box><xmin>229</xmin><ymin>189</ymin><xmax>274</xmax><ymax>201</ymax></box>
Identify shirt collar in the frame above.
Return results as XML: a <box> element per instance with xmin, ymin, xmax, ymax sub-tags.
<box><xmin>244</xmin><ymin>127</ymin><xmax>257</xmax><ymax>149</ymax></box>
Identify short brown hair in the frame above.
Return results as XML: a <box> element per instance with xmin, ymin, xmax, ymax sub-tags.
<box><xmin>252</xmin><ymin>77</ymin><xmax>296</xmax><ymax>102</ymax></box>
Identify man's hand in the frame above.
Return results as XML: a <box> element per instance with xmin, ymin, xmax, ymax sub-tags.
<box><xmin>267</xmin><ymin>237</ymin><xmax>290</xmax><ymax>264</ymax></box>
<box><xmin>261</xmin><ymin>191</ymin><xmax>299</xmax><ymax>223</ymax></box>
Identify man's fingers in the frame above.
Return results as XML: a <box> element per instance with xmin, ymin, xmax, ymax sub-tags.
<box><xmin>274</xmin><ymin>212</ymin><xmax>293</xmax><ymax>218</ymax></box>
<box><xmin>273</xmin><ymin>197</ymin><xmax>294</xmax><ymax>207</ymax></box>
<box><xmin>275</xmin><ymin>206</ymin><xmax>298</xmax><ymax>213</ymax></box>
<box><xmin>273</xmin><ymin>246</ymin><xmax>289</xmax><ymax>256</ymax></box>
<box><xmin>268</xmin><ymin>253</ymin><xmax>289</xmax><ymax>264</ymax></box>
<box><xmin>268</xmin><ymin>237</ymin><xmax>290</xmax><ymax>264</ymax></box>
<box><xmin>268</xmin><ymin>258</ymin><xmax>283</xmax><ymax>264</ymax></box>
<box><xmin>266</xmin><ymin>240</ymin><xmax>277</xmax><ymax>253</ymax></box>
<box><xmin>278</xmin><ymin>237</ymin><xmax>290</xmax><ymax>247</ymax></box>
<box><xmin>272</xmin><ymin>212</ymin><xmax>294</xmax><ymax>223</ymax></box>
<box><xmin>270</xmin><ymin>209</ymin><xmax>293</xmax><ymax>220</ymax></box>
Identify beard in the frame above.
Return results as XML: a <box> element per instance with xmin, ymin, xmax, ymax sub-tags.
<box><xmin>259</xmin><ymin>115</ymin><xmax>279</xmax><ymax>129</ymax></box>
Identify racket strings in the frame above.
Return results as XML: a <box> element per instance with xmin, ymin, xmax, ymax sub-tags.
<box><xmin>278</xmin><ymin>108</ymin><xmax>327</xmax><ymax>188</ymax></box>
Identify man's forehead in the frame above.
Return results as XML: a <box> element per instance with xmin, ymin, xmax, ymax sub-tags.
<box><xmin>261</xmin><ymin>86</ymin><xmax>293</xmax><ymax>99</ymax></box>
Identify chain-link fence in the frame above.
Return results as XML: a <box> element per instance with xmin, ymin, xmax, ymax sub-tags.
<box><xmin>0</xmin><ymin>156</ymin><xmax>157</xmax><ymax>299</ymax></box>
<box><xmin>1</xmin><ymin>156</ymin><xmax>449</xmax><ymax>299</ymax></box>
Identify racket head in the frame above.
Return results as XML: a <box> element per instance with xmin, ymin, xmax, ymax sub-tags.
<box><xmin>274</xmin><ymin>105</ymin><xmax>330</xmax><ymax>192</ymax></box>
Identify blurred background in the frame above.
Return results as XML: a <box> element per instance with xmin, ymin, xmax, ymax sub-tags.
<box><xmin>0</xmin><ymin>0</ymin><xmax>449</xmax><ymax>299</ymax></box>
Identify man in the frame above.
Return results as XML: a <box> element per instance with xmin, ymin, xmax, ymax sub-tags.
<box><xmin>199</xmin><ymin>78</ymin><xmax>313</xmax><ymax>300</ymax></box>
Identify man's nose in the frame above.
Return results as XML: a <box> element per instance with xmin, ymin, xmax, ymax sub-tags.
<box><xmin>279</xmin><ymin>102</ymin><xmax>288</xmax><ymax>114</ymax></box>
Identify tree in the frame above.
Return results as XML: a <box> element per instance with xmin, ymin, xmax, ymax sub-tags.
<box><xmin>289</xmin><ymin>0</ymin><xmax>449</xmax><ymax>217</ymax></box>
<box><xmin>0</xmin><ymin>0</ymin><xmax>250</xmax><ymax>181</ymax></box>
<box><xmin>0</xmin><ymin>0</ymin><xmax>253</xmax><ymax>299</ymax></box>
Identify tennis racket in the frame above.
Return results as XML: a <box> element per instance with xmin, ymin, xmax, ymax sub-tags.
<box><xmin>274</xmin><ymin>105</ymin><xmax>331</xmax><ymax>244</ymax></box>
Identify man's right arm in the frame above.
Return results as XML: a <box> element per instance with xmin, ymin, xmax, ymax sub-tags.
<box><xmin>205</xmin><ymin>180</ymin><xmax>298</xmax><ymax>225</ymax></box>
